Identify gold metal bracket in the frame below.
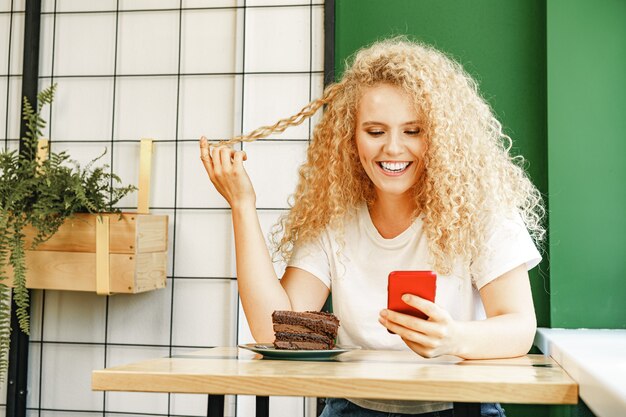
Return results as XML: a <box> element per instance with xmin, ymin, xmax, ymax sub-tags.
<box><xmin>137</xmin><ymin>139</ymin><xmax>153</xmax><ymax>214</ymax></box>
<box><xmin>36</xmin><ymin>138</ymin><xmax>49</xmax><ymax>174</ymax></box>
<box><xmin>95</xmin><ymin>215</ymin><xmax>111</xmax><ymax>295</ymax></box>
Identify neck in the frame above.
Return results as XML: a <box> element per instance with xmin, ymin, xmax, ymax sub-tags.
<box><xmin>368</xmin><ymin>194</ymin><xmax>417</xmax><ymax>239</ymax></box>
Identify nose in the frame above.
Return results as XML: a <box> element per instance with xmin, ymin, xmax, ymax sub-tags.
<box><xmin>383</xmin><ymin>129</ymin><xmax>403</xmax><ymax>155</ymax></box>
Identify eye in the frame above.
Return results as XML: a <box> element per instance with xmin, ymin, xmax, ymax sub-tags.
<box><xmin>367</xmin><ymin>131</ymin><xmax>384</xmax><ymax>137</ymax></box>
<box><xmin>405</xmin><ymin>128</ymin><xmax>421</xmax><ymax>135</ymax></box>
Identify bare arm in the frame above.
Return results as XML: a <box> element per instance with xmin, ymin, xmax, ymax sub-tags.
<box><xmin>379</xmin><ymin>263</ymin><xmax>537</xmax><ymax>359</ymax></box>
<box><xmin>232</xmin><ymin>208</ymin><xmax>329</xmax><ymax>341</ymax></box>
<box><xmin>200</xmin><ymin>138</ymin><xmax>329</xmax><ymax>342</ymax></box>
<box><xmin>462</xmin><ymin>263</ymin><xmax>537</xmax><ymax>358</ymax></box>
<box><xmin>231</xmin><ymin>202</ymin><xmax>291</xmax><ymax>341</ymax></box>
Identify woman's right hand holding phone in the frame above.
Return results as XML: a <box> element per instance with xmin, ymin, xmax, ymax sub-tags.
<box><xmin>380</xmin><ymin>295</ymin><xmax>462</xmax><ymax>358</ymax></box>
<box><xmin>199</xmin><ymin>136</ymin><xmax>256</xmax><ymax>209</ymax></box>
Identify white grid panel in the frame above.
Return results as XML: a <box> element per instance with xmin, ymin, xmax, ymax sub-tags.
<box><xmin>1</xmin><ymin>0</ymin><xmax>24</xmax><ymax>150</ymax></box>
<box><xmin>0</xmin><ymin>0</ymin><xmax>326</xmax><ymax>416</ymax></box>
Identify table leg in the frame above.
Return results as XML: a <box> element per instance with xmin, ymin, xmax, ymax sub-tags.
<box><xmin>453</xmin><ymin>402</ymin><xmax>481</xmax><ymax>417</ymax></box>
<box><xmin>207</xmin><ymin>394</ymin><xmax>225</xmax><ymax>417</ymax></box>
<box><xmin>256</xmin><ymin>395</ymin><xmax>270</xmax><ymax>417</ymax></box>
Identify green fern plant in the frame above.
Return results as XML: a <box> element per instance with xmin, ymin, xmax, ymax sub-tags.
<box><xmin>0</xmin><ymin>84</ymin><xmax>136</xmax><ymax>380</ymax></box>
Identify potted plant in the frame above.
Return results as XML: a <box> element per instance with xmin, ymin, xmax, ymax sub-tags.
<box><xmin>0</xmin><ymin>84</ymin><xmax>165</xmax><ymax>379</ymax></box>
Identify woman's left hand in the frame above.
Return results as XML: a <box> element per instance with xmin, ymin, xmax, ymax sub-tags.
<box><xmin>379</xmin><ymin>294</ymin><xmax>462</xmax><ymax>358</ymax></box>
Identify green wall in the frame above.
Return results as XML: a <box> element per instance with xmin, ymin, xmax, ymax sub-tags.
<box><xmin>547</xmin><ymin>0</ymin><xmax>626</xmax><ymax>329</ymax></box>
<box><xmin>335</xmin><ymin>0</ymin><xmax>551</xmax><ymax>328</ymax></box>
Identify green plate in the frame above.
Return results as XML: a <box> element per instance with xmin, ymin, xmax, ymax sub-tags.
<box><xmin>238</xmin><ymin>343</ymin><xmax>360</xmax><ymax>361</ymax></box>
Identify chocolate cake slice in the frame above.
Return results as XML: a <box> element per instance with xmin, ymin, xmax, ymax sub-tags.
<box><xmin>272</xmin><ymin>310</ymin><xmax>339</xmax><ymax>350</ymax></box>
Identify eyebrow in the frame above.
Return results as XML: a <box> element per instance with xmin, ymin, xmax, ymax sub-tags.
<box><xmin>361</xmin><ymin>121</ymin><xmax>421</xmax><ymax>127</ymax></box>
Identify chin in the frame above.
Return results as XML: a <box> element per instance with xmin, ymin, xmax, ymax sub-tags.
<box><xmin>376</xmin><ymin>186</ymin><xmax>415</xmax><ymax>198</ymax></box>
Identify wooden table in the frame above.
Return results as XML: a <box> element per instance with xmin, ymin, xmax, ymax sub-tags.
<box><xmin>92</xmin><ymin>347</ymin><xmax>578</xmax><ymax>417</ymax></box>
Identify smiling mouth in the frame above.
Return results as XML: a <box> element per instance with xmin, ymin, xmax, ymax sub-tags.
<box><xmin>377</xmin><ymin>161</ymin><xmax>412</xmax><ymax>173</ymax></box>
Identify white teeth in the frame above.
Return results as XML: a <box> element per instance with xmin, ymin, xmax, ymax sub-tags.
<box><xmin>380</xmin><ymin>161</ymin><xmax>410</xmax><ymax>172</ymax></box>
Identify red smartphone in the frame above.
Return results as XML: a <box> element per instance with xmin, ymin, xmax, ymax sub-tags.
<box><xmin>387</xmin><ymin>271</ymin><xmax>437</xmax><ymax>321</ymax></box>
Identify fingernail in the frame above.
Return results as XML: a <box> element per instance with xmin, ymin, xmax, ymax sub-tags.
<box><xmin>402</xmin><ymin>294</ymin><xmax>410</xmax><ymax>302</ymax></box>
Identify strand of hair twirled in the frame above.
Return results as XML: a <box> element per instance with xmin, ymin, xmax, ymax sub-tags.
<box><xmin>210</xmin><ymin>83</ymin><xmax>341</xmax><ymax>147</ymax></box>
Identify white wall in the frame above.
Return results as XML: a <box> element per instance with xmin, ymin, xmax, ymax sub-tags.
<box><xmin>0</xmin><ymin>0</ymin><xmax>325</xmax><ymax>415</ymax></box>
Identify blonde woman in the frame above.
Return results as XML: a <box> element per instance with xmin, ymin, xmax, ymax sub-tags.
<box><xmin>199</xmin><ymin>38</ymin><xmax>544</xmax><ymax>417</ymax></box>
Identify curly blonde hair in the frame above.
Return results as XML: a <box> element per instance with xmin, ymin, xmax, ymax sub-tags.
<box><xmin>218</xmin><ymin>37</ymin><xmax>545</xmax><ymax>275</ymax></box>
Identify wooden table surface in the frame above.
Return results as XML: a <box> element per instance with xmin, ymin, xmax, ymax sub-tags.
<box><xmin>92</xmin><ymin>347</ymin><xmax>578</xmax><ymax>405</ymax></box>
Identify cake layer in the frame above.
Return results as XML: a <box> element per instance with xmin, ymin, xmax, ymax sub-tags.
<box><xmin>273</xmin><ymin>323</ymin><xmax>317</xmax><ymax>334</ymax></box>
<box><xmin>274</xmin><ymin>340</ymin><xmax>331</xmax><ymax>350</ymax></box>
<box><xmin>274</xmin><ymin>331</ymin><xmax>334</xmax><ymax>345</ymax></box>
<box><xmin>272</xmin><ymin>311</ymin><xmax>339</xmax><ymax>337</ymax></box>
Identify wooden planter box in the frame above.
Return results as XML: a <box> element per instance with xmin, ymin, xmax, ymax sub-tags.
<box><xmin>7</xmin><ymin>213</ymin><xmax>168</xmax><ymax>295</ymax></box>
<box><xmin>3</xmin><ymin>139</ymin><xmax>167</xmax><ymax>295</ymax></box>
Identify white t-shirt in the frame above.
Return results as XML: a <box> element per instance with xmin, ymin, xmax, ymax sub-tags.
<box><xmin>288</xmin><ymin>203</ymin><xmax>541</xmax><ymax>414</ymax></box>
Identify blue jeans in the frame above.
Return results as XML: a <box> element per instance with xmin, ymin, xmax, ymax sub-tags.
<box><xmin>319</xmin><ymin>398</ymin><xmax>506</xmax><ymax>417</ymax></box>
